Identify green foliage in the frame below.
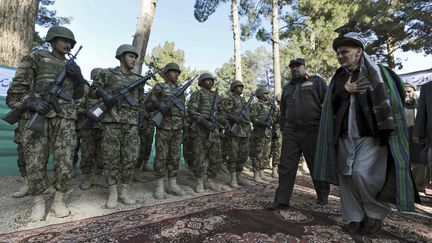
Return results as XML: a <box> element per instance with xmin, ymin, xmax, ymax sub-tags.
<box><xmin>194</xmin><ymin>0</ymin><xmax>229</xmax><ymax>22</ymax></box>
<box><xmin>144</xmin><ymin>41</ymin><xmax>199</xmax><ymax>88</ymax></box>
<box><xmin>33</xmin><ymin>0</ymin><xmax>72</xmax><ymax>49</ymax></box>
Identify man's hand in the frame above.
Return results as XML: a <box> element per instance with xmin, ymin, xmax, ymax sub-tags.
<box><xmin>98</xmin><ymin>88</ymin><xmax>115</xmax><ymax>107</ymax></box>
<box><xmin>200</xmin><ymin>118</ymin><xmax>216</xmax><ymax>131</ymax></box>
<box><xmin>23</xmin><ymin>97</ymin><xmax>50</xmax><ymax>115</ymax></box>
<box><xmin>344</xmin><ymin>79</ymin><xmax>369</xmax><ymax>94</ymax></box>
<box><xmin>157</xmin><ymin>100</ymin><xmax>171</xmax><ymax>116</ymax></box>
<box><xmin>66</xmin><ymin>61</ymin><xmax>86</xmax><ymax>84</ymax></box>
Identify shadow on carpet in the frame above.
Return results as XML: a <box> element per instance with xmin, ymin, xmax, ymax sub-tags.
<box><xmin>0</xmin><ymin>175</ymin><xmax>430</xmax><ymax>243</ymax></box>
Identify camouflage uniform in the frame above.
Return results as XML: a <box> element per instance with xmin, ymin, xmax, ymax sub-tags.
<box><xmin>270</xmin><ymin>104</ymin><xmax>282</xmax><ymax>168</ymax></box>
<box><xmin>147</xmin><ymin>82</ymin><xmax>185</xmax><ymax>179</ymax></box>
<box><xmin>6</xmin><ymin>50</ymin><xmax>84</xmax><ymax>195</ymax></box>
<box><xmin>89</xmin><ymin>67</ymin><xmax>143</xmax><ymax>185</ymax></box>
<box><xmin>137</xmin><ymin>110</ymin><xmax>154</xmax><ymax>170</ymax></box>
<box><xmin>14</xmin><ymin>118</ymin><xmax>26</xmax><ymax>177</ymax></box>
<box><xmin>221</xmin><ymin>93</ymin><xmax>251</xmax><ymax>172</ymax></box>
<box><xmin>187</xmin><ymin>89</ymin><xmax>222</xmax><ymax>179</ymax></box>
<box><xmin>249</xmin><ymin>100</ymin><xmax>272</xmax><ymax>172</ymax></box>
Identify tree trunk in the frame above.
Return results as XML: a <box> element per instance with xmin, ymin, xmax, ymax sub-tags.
<box><xmin>0</xmin><ymin>0</ymin><xmax>39</xmax><ymax>67</ymax></box>
<box><xmin>231</xmin><ymin>0</ymin><xmax>242</xmax><ymax>81</ymax></box>
<box><xmin>271</xmin><ymin>0</ymin><xmax>281</xmax><ymax>99</ymax></box>
<box><xmin>385</xmin><ymin>36</ymin><xmax>395</xmax><ymax>70</ymax></box>
<box><xmin>132</xmin><ymin>0</ymin><xmax>157</xmax><ymax>74</ymax></box>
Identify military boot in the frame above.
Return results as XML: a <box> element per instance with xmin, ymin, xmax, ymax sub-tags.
<box><xmin>230</xmin><ymin>172</ymin><xmax>239</xmax><ymax>188</ymax></box>
<box><xmin>195</xmin><ymin>177</ymin><xmax>205</xmax><ymax>193</ymax></box>
<box><xmin>237</xmin><ymin>172</ymin><xmax>256</xmax><ymax>186</ymax></box>
<box><xmin>259</xmin><ymin>170</ymin><xmax>271</xmax><ymax>181</ymax></box>
<box><xmin>13</xmin><ymin>177</ymin><xmax>29</xmax><ymax>198</ymax></box>
<box><xmin>29</xmin><ymin>195</ymin><xmax>46</xmax><ymax>222</ymax></box>
<box><xmin>254</xmin><ymin>171</ymin><xmax>265</xmax><ymax>183</ymax></box>
<box><xmin>271</xmin><ymin>167</ymin><xmax>279</xmax><ymax>178</ymax></box>
<box><xmin>106</xmin><ymin>185</ymin><xmax>118</xmax><ymax>209</ymax></box>
<box><xmin>168</xmin><ymin>177</ymin><xmax>186</xmax><ymax>196</ymax></box>
<box><xmin>79</xmin><ymin>174</ymin><xmax>92</xmax><ymax>190</ymax></box>
<box><xmin>119</xmin><ymin>184</ymin><xmax>136</xmax><ymax>205</ymax></box>
<box><xmin>205</xmin><ymin>177</ymin><xmax>220</xmax><ymax>191</ymax></box>
<box><xmin>52</xmin><ymin>191</ymin><xmax>70</xmax><ymax>218</ymax></box>
<box><xmin>154</xmin><ymin>178</ymin><xmax>165</xmax><ymax>199</ymax></box>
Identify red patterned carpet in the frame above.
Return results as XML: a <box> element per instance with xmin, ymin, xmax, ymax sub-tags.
<box><xmin>0</xmin><ymin>175</ymin><xmax>431</xmax><ymax>243</ymax></box>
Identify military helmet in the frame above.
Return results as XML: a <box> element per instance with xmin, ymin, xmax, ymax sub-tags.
<box><xmin>46</xmin><ymin>26</ymin><xmax>76</xmax><ymax>48</ymax></box>
<box><xmin>115</xmin><ymin>44</ymin><xmax>139</xmax><ymax>60</ymax></box>
<box><xmin>198</xmin><ymin>73</ymin><xmax>214</xmax><ymax>85</ymax></box>
<box><xmin>230</xmin><ymin>80</ymin><xmax>244</xmax><ymax>91</ymax></box>
<box><xmin>255</xmin><ymin>87</ymin><xmax>269</xmax><ymax>97</ymax></box>
<box><xmin>163</xmin><ymin>62</ymin><xmax>181</xmax><ymax>74</ymax></box>
<box><xmin>90</xmin><ymin>68</ymin><xmax>103</xmax><ymax>80</ymax></box>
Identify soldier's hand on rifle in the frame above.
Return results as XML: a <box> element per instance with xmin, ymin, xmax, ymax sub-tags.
<box><xmin>256</xmin><ymin>119</ymin><xmax>271</xmax><ymax>128</ymax></box>
<box><xmin>98</xmin><ymin>88</ymin><xmax>115</xmax><ymax>107</ymax></box>
<box><xmin>66</xmin><ymin>61</ymin><xmax>86</xmax><ymax>84</ymax></box>
<box><xmin>157</xmin><ymin>100</ymin><xmax>171</xmax><ymax>116</ymax></box>
<box><xmin>23</xmin><ymin>97</ymin><xmax>50</xmax><ymax>115</ymax></box>
<box><xmin>228</xmin><ymin>114</ymin><xmax>241</xmax><ymax>124</ymax></box>
<box><xmin>242</xmin><ymin>113</ymin><xmax>250</xmax><ymax>122</ymax></box>
<box><xmin>199</xmin><ymin>118</ymin><xmax>216</xmax><ymax>131</ymax></box>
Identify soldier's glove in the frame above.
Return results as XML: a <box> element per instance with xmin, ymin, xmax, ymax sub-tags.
<box><xmin>66</xmin><ymin>61</ymin><xmax>87</xmax><ymax>85</ymax></box>
<box><xmin>221</xmin><ymin>119</ymin><xmax>230</xmax><ymax>130</ymax></box>
<box><xmin>97</xmin><ymin>88</ymin><xmax>115</xmax><ymax>107</ymax></box>
<box><xmin>241</xmin><ymin>113</ymin><xmax>251</xmax><ymax>122</ymax></box>
<box><xmin>228</xmin><ymin>114</ymin><xmax>241</xmax><ymax>124</ymax></box>
<box><xmin>156</xmin><ymin>100</ymin><xmax>171</xmax><ymax>116</ymax></box>
<box><xmin>256</xmin><ymin>120</ymin><xmax>272</xmax><ymax>128</ymax></box>
<box><xmin>199</xmin><ymin>118</ymin><xmax>216</xmax><ymax>131</ymax></box>
<box><xmin>23</xmin><ymin>97</ymin><xmax>50</xmax><ymax>115</ymax></box>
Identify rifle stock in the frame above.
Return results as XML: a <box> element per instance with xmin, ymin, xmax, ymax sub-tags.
<box><xmin>1</xmin><ymin>108</ymin><xmax>23</xmax><ymax>125</ymax></box>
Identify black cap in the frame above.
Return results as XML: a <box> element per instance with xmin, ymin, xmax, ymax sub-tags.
<box><xmin>289</xmin><ymin>58</ymin><xmax>305</xmax><ymax>67</ymax></box>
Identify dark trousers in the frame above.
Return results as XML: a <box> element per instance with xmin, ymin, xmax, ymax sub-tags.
<box><xmin>274</xmin><ymin>129</ymin><xmax>330</xmax><ymax>204</ymax></box>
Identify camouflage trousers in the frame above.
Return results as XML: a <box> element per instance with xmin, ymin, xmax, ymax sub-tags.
<box><xmin>189</xmin><ymin>135</ymin><xmax>222</xmax><ymax>178</ymax></box>
<box><xmin>225</xmin><ymin>136</ymin><xmax>249</xmax><ymax>172</ymax></box>
<box><xmin>80</xmin><ymin>128</ymin><xmax>103</xmax><ymax>175</ymax></box>
<box><xmin>22</xmin><ymin>117</ymin><xmax>76</xmax><ymax>195</ymax></box>
<box><xmin>14</xmin><ymin>119</ymin><xmax>26</xmax><ymax>177</ymax></box>
<box><xmin>183</xmin><ymin>134</ymin><xmax>193</xmax><ymax>168</ymax></box>
<box><xmin>271</xmin><ymin>136</ymin><xmax>282</xmax><ymax>167</ymax></box>
<box><xmin>101</xmin><ymin>123</ymin><xmax>139</xmax><ymax>185</ymax></box>
<box><xmin>72</xmin><ymin>129</ymin><xmax>81</xmax><ymax>169</ymax></box>
<box><xmin>154</xmin><ymin>128</ymin><xmax>182</xmax><ymax>179</ymax></box>
<box><xmin>137</xmin><ymin>126</ymin><xmax>154</xmax><ymax>169</ymax></box>
<box><xmin>250</xmin><ymin>137</ymin><xmax>272</xmax><ymax>171</ymax></box>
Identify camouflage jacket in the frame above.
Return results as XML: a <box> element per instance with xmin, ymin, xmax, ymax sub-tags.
<box><xmin>187</xmin><ymin>88</ymin><xmax>222</xmax><ymax>137</ymax></box>
<box><xmin>89</xmin><ymin>67</ymin><xmax>143</xmax><ymax>125</ymax></box>
<box><xmin>272</xmin><ymin>105</ymin><xmax>282</xmax><ymax>138</ymax></box>
<box><xmin>250</xmin><ymin>100</ymin><xmax>272</xmax><ymax>138</ymax></box>
<box><xmin>221</xmin><ymin>93</ymin><xmax>251</xmax><ymax>138</ymax></box>
<box><xmin>147</xmin><ymin>81</ymin><xmax>185</xmax><ymax>130</ymax></box>
<box><xmin>6</xmin><ymin>50</ymin><xmax>85</xmax><ymax>120</ymax></box>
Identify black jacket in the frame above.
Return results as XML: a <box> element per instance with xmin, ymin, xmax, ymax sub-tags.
<box><xmin>413</xmin><ymin>81</ymin><xmax>432</xmax><ymax>162</ymax></box>
<box><xmin>280</xmin><ymin>75</ymin><xmax>327</xmax><ymax>131</ymax></box>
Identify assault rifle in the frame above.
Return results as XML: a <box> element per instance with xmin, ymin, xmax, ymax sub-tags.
<box><xmin>151</xmin><ymin>75</ymin><xmax>198</xmax><ymax>126</ymax></box>
<box><xmin>25</xmin><ymin>46</ymin><xmax>83</xmax><ymax>131</ymax></box>
<box><xmin>208</xmin><ymin>87</ymin><xmax>221</xmax><ymax>141</ymax></box>
<box><xmin>2</xmin><ymin>46</ymin><xmax>83</xmax><ymax>127</ymax></box>
<box><xmin>230</xmin><ymin>93</ymin><xmax>255</xmax><ymax>135</ymax></box>
<box><xmin>78</xmin><ymin>70</ymin><xmax>154</xmax><ymax>130</ymax></box>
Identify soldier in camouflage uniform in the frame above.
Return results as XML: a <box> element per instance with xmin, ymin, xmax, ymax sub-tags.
<box><xmin>6</xmin><ymin>26</ymin><xmax>86</xmax><ymax>221</ymax></box>
<box><xmin>249</xmin><ymin>87</ymin><xmax>273</xmax><ymax>183</ymax></box>
<box><xmin>187</xmin><ymin>73</ymin><xmax>224</xmax><ymax>192</ymax></box>
<box><xmin>11</xmin><ymin>117</ymin><xmax>29</xmax><ymax>198</ymax></box>
<box><xmin>78</xmin><ymin>68</ymin><xmax>104</xmax><ymax>190</ymax></box>
<box><xmin>270</xmin><ymin>94</ymin><xmax>282</xmax><ymax>178</ymax></box>
<box><xmin>89</xmin><ymin>44</ymin><xmax>143</xmax><ymax>208</ymax></box>
<box><xmin>146</xmin><ymin>62</ymin><xmax>187</xmax><ymax>199</ymax></box>
<box><xmin>137</xmin><ymin>94</ymin><xmax>155</xmax><ymax>172</ymax></box>
<box><xmin>221</xmin><ymin>80</ymin><xmax>255</xmax><ymax>188</ymax></box>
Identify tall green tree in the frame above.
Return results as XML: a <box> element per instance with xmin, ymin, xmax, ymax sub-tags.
<box><xmin>144</xmin><ymin>41</ymin><xmax>198</xmax><ymax>88</ymax></box>
<box><xmin>194</xmin><ymin>0</ymin><xmax>243</xmax><ymax>81</ymax></box>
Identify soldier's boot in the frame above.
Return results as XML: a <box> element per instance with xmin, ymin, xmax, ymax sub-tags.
<box><xmin>259</xmin><ymin>170</ymin><xmax>271</xmax><ymax>181</ymax></box>
<box><xmin>13</xmin><ymin>177</ymin><xmax>29</xmax><ymax>198</ymax></box>
<box><xmin>220</xmin><ymin>163</ymin><xmax>230</xmax><ymax>174</ymax></box>
<box><xmin>237</xmin><ymin>173</ymin><xmax>256</xmax><ymax>186</ymax></box>
<box><xmin>154</xmin><ymin>178</ymin><xmax>165</xmax><ymax>199</ymax></box>
<box><xmin>205</xmin><ymin>177</ymin><xmax>220</xmax><ymax>191</ymax></box>
<box><xmin>79</xmin><ymin>174</ymin><xmax>93</xmax><ymax>190</ymax></box>
<box><xmin>29</xmin><ymin>195</ymin><xmax>46</xmax><ymax>222</ymax></box>
<box><xmin>119</xmin><ymin>184</ymin><xmax>136</xmax><ymax>205</ymax></box>
<box><xmin>195</xmin><ymin>177</ymin><xmax>205</xmax><ymax>193</ymax></box>
<box><xmin>106</xmin><ymin>185</ymin><xmax>118</xmax><ymax>209</ymax></box>
<box><xmin>230</xmin><ymin>172</ymin><xmax>239</xmax><ymax>188</ymax></box>
<box><xmin>271</xmin><ymin>167</ymin><xmax>279</xmax><ymax>178</ymax></box>
<box><xmin>52</xmin><ymin>191</ymin><xmax>70</xmax><ymax>218</ymax></box>
<box><xmin>254</xmin><ymin>171</ymin><xmax>265</xmax><ymax>183</ymax></box>
<box><xmin>168</xmin><ymin>177</ymin><xmax>186</xmax><ymax>196</ymax></box>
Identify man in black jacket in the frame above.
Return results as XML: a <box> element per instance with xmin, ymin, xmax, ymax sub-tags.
<box><xmin>265</xmin><ymin>58</ymin><xmax>330</xmax><ymax>210</ymax></box>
